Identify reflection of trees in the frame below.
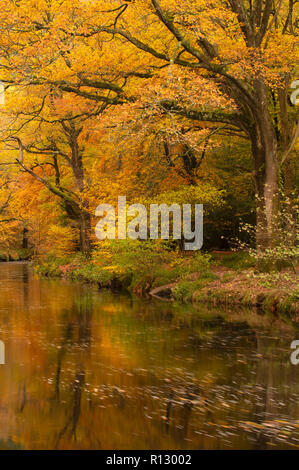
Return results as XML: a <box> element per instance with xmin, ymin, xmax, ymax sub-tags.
<box><xmin>165</xmin><ymin>390</ymin><xmax>173</xmax><ymax>432</ymax></box>
<box><xmin>54</xmin><ymin>319</ymin><xmax>74</xmax><ymax>400</ymax></box>
<box><xmin>206</xmin><ymin>323</ymin><xmax>278</xmax><ymax>449</ymax></box>
<box><xmin>55</xmin><ymin>368</ymin><xmax>85</xmax><ymax>447</ymax></box>
<box><xmin>3</xmin><ymin>263</ymin><xmax>298</xmax><ymax>450</ymax></box>
<box><xmin>54</xmin><ymin>289</ymin><xmax>92</xmax><ymax>449</ymax></box>
<box><xmin>252</xmin><ymin>332</ymin><xmax>275</xmax><ymax>450</ymax></box>
<box><xmin>163</xmin><ymin>320</ymin><xmax>259</xmax><ymax>446</ymax></box>
<box><xmin>19</xmin><ymin>382</ymin><xmax>26</xmax><ymax>413</ymax></box>
<box><xmin>164</xmin><ymin>385</ymin><xmax>202</xmax><ymax>443</ymax></box>
<box><xmin>16</xmin><ymin>265</ymin><xmax>31</xmax><ymax>415</ymax></box>
<box><xmin>22</xmin><ymin>263</ymin><xmax>29</xmax><ymax>309</ymax></box>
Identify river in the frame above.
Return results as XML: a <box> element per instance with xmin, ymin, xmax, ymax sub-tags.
<box><xmin>0</xmin><ymin>262</ymin><xmax>298</xmax><ymax>450</ymax></box>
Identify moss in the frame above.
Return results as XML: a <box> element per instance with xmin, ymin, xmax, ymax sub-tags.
<box><xmin>33</xmin><ymin>248</ymin><xmax>298</xmax><ymax>322</ymax></box>
<box><xmin>222</xmin><ymin>273</ymin><xmax>235</xmax><ymax>283</ymax></box>
<box><xmin>214</xmin><ymin>251</ymin><xmax>255</xmax><ymax>270</ymax></box>
<box><xmin>240</xmin><ymin>291</ymin><xmax>254</xmax><ymax>307</ymax></box>
<box><xmin>277</xmin><ymin>298</ymin><xmax>292</xmax><ymax>316</ymax></box>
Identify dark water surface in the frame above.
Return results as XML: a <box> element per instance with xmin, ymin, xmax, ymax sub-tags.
<box><xmin>0</xmin><ymin>262</ymin><xmax>298</xmax><ymax>450</ymax></box>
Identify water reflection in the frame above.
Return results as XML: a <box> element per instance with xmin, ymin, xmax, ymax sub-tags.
<box><xmin>0</xmin><ymin>262</ymin><xmax>298</xmax><ymax>449</ymax></box>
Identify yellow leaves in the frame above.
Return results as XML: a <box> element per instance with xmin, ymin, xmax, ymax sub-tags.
<box><xmin>46</xmin><ymin>224</ymin><xmax>77</xmax><ymax>256</ymax></box>
<box><xmin>150</xmin><ymin>183</ymin><xmax>225</xmax><ymax>209</ymax></box>
<box><xmin>0</xmin><ymin>220</ymin><xmax>19</xmax><ymax>254</ymax></box>
<box><xmin>0</xmin><ymin>0</ymin><xmax>297</xmax><ymax>258</ymax></box>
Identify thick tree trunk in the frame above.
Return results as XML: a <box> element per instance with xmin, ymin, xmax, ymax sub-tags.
<box><xmin>252</xmin><ymin>137</ymin><xmax>279</xmax><ymax>251</ymax></box>
<box><xmin>66</xmin><ymin>122</ymin><xmax>91</xmax><ymax>253</ymax></box>
<box><xmin>279</xmin><ymin>84</ymin><xmax>297</xmax><ymax>247</ymax></box>
<box><xmin>63</xmin><ymin>199</ymin><xmax>91</xmax><ymax>253</ymax></box>
<box><xmin>251</xmin><ymin>80</ymin><xmax>280</xmax><ymax>252</ymax></box>
<box><xmin>79</xmin><ymin>210</ymin><xmax>91</xmax><ymax>253</ymax></box>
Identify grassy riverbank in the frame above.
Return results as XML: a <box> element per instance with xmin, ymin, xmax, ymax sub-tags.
<box><xmin>33</xmin><ymin>242</ymin><xmax>299</xmax><ymax>319</ymax></box>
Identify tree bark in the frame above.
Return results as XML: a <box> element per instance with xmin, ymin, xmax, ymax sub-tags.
<box><xmin>22</xmin><ymin>227</ymin><xmax>29</xmax><ymax>249</ymax></box>
<box><xmin>251</xmin><ymin>79</ymin><xmax>280</xmax><ymax>251</ymax></box>
<box><xmin>278</xmin><ymin>82</ymin><xmax>297</xmax><ymax>246</ymax></box>
<box><xmin>78</xmin><ymin>210</ymin><xmax>91</xmax><ymax>253</ymax></box>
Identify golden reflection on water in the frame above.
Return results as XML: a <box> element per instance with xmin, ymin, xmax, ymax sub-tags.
<box><xmin>0</xmin><ymin>263</ymin><xmax>298</xmax><ymax>450</ymax></box>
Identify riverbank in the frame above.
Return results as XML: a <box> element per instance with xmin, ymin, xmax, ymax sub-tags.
<box><xmin>168</xmin><ymin>266</ymin><xmax>298</xmax><ymax>319</ymax></box>
<box><xmin>150</xmin><ymin>269</ymin><xmax>298</xmax><ymax>321</ymax></box>
<box><xmin>0</xmin><ymin>250</ymin><xmax>31</xmax><ymax>262</ymax></box>
<box><xmin>32</xmin><ymin>243</ymin><xmax>299</xmax><ymax>320</ymax></box>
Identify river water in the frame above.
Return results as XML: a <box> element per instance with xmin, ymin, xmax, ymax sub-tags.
<box><xmin>0</xmin><ymin>262</ymin><xmax>298</xmax><ymax>450</ymax></box>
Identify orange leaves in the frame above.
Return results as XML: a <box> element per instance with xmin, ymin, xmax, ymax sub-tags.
<box><xmin>0</xmin><ymin>0</ymin><xmax>297</xmax><ymax>256</ymax></box>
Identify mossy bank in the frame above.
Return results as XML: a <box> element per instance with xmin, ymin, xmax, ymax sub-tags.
<box><xmin>33</xmin><ymin>243</ymin><xmax>299</xmax><ymax>321</ymax></box>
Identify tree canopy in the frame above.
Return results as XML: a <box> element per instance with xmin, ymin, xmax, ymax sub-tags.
<box><xmin>0</xmin><ymin>0</ymin><xmax>298</xmax><ymax>257</ymax></box>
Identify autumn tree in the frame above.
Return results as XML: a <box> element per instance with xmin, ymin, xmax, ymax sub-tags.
<box><xmin>0</xmin><ymin>1</ymin><xmax>136</xmax><ymax>252</ymax></box>
<box><xmin>83</xmin><ymin>0</ymin><xmax>298</xmax><ymax>250</ymax></box>
<box><xmin>0</xmin><ymin>0</ymin><xmax>298</xmax><ymax>254</ymax></box>
<box><xmin>1</xmin><ymin>91</ymin><xmax>100</xmax><ymax>252</ymax></box>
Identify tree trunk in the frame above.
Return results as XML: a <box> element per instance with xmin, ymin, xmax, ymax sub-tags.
<box><xmin>251</xmin><ymin>80</ymin><xmax>280</xmax><ymax>252</ymax></box>
<box><xmin>279</xmin><ymin>83</ymin><xmax>297</xmax><ymax>247</ymax></box>
<box><xmin>63</xmin><ymin>199</ymin><xmax>91</xmax><ymax>254</ymax></box>
<box><xmin>22</xmin><ymin>227</ymin><xmax>29</xmax><ymax>249</ymax></box>
<box><xmin>79</xmin><ymin>210</ymin><xmax>91</xmax><ymax>253</ymax></box>
<box><xmin>252</xmin><ymin>137</ymin><xmax>279</xmax><ymax>251</ymax></box>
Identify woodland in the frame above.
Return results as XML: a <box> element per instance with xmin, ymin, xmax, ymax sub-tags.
<box><xmin>0</xmin><ymin>0</ymin><xmax>298</xmax><ymax>305</ymax></box>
